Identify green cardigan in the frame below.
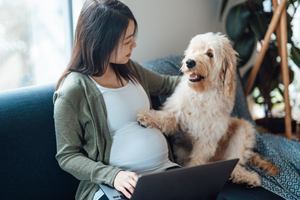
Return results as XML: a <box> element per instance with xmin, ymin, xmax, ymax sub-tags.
<box><xmin>53</xmin><ymin>60</ymin><xmax>181</xmax><ymax>200</ymax></box>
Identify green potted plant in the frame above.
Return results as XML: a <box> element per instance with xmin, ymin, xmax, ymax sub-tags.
<box><xmin>220</xmin><ymin>0</ymin><xmax>300</xmax><ymax>133</ymax></box>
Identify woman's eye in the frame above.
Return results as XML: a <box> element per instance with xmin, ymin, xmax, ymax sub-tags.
<box><xmin>207</xmin><ymin>53</ymin><xmax>213</xmax><ymax>58</ymax></box>
<box><xmin>125</xmin><ymin>39</ymin><xmax>132</xmax><ymax>45</ymax></box>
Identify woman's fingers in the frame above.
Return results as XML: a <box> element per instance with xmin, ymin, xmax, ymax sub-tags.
<box><xmin>119</xmin><ymin>186</ymin><xmax>132</xmax><ymax>199</ymax></box>
<box><xmin>131</xmin><ymin>173</ymin><xmax>139</xmax><ymax>182</ymax></box>
<box><xmin>114</xmin><ymin>171</ymin><xmax>139</xmax><ymax>199</ymax></box>
<box><xmin>127</xmin><ymin>173</ymin><xmax>138</xmax><ymax>187</ymax></box>
<box><xmin>122</xmin><ymin>181</ymin><xmax>135</xmax><ymax>195</ymax></box>
<box><xmin>123</xmin><ymin>172</ymin><xmax>138</xmax><ymax>194</ymax></box>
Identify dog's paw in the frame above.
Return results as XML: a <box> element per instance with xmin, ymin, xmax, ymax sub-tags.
<box><xmin>266</xmin><ymin>164</ymin><xmax>280</xmax><ymax>176</ymax></box>
<box><xmin>136</xmin><ymin>110</ymin><xmax>160</xmax><ymax>129</ymax></box>
<box><xmin>230</xmin><ymin>171</ymin><xmax>261</xmax><ymax>187</ymax></box>
<box><xmin>263</xmin><ymin>159</ymin><xmax>280</xmax><ymax>176</ymax></box>
<box><xmin>246</xmin><ymin>172</ymin><xmax>261</xmax><ymax>187</ymax></box>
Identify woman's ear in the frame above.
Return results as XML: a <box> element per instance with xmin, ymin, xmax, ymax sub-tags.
<box><xmin>223</xmin><ymin>42</ymin><xmax>238</xmax><ymax>99</ymax></box>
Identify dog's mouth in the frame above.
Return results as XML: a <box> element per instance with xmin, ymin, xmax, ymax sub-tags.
<box><xmin>189</xmin><ymin>73</ymin><xmax>204</xmax><ymax>82</ymax></box>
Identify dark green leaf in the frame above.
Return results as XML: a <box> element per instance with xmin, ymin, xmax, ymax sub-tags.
<box><xmin>241</xmin><ymin>66</ymin><xmax>258</xmax><ymax>94</ymax></box>
<box><xmin>270</xmin><ymin>64</ymin><xmax>282</xmax><ymax>91</ymax></box>
<box><xmin>257</xmin><ymin>51</ymin><xmax>273</xmax><ymax>92</ymax></box>
<box><xmin>234</xmin><ymin>32</ymin><xmax>255</xmax><ymax>67</ymax></box>
<box><xmin>289</xmin><ymin>67</ymin><xmax>294</xmax><ymax>84</ymax></box>
<box><xmin>219</xmin><ymin>0</ymin><xmax>229</xmax><ymax>22</ymax></box>
<box><xmin>267</xmin><ymin>42</ymin><xmax>279</xmax><ymax>58</ymax></box>
<box><xmin>250</xmin><ymin>0</ymin><xmax>264</xmax><ymax>3</ymax></box>
<box><xmin>271</xmin><ymin>65</ymin><xmax>294</xmax><ymax>91</ymax></box>
<box><xmin>291</xmin><ymin>45</ymin><xmax>300</xmax><ymax>68</ymax></box>
<box><xmin>249</xmin><ymin>11</ymin><xmax>269</xmax><ymax>40</ymax></box>
<box><xmin>241</xmin><ymin>46</ymin><xmax>275</xmax><ymax>94</ymax></box>
<box><xmin>277</xmin><ymin>86</ymin><xmax>284</xmax><ymax>98</ymax></box>
<box><xmin>226</xmin><ymin>3</ymin><xmax>251</xmax><ymax>41</ymax></box>
<box><xmin>287</xmin><ymin>0</ymin><xmax>296</xmax><ymax>10</ymax></box>
<box><xmin>287</xmin><ymin>13</ymin><xmax>293</xmax><ymax>43</ymax></box>
<box><xmin>248</xmin><ymin>0</ymin><xmax>264</xmax><ymax>11</ymax></box>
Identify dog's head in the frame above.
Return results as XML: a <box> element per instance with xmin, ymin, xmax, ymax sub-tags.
<box><xmin>181</xmin><ymin>32</ymin><xmax>238</xmax><ymax>99</ymax></box>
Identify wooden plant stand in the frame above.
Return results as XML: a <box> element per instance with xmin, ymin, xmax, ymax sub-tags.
<box><xmin>244</xmin><ymin>0</ymin><xmax>292</xmax><ymax>139</ymax></box>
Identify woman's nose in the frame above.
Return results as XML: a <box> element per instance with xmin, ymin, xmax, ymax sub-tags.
<box><xmin>132</xmin><ymin>39</ymin><xmax>137</xmax><ymax>49</ymax></box>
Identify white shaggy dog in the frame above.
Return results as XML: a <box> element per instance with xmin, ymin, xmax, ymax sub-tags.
<box><xmin>137</xmin><ymin>32</ymin><xmax>279</xmax><ymax>186</ymax></box>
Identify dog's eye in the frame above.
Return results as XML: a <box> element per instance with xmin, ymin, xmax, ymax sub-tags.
<box><xmin>207</xmin><ymin>53</ymin><xmax>213</xmax><ymax>58</ymax></box>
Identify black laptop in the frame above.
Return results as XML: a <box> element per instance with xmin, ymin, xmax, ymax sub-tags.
<box><xmin>99</xmin><ymin>159</ymin><xmax>239</xmax><ymax>200</ymax></box>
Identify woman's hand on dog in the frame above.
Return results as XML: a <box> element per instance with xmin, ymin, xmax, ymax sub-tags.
<box><xmin>113</xmin><ymin>171</ymin><xmax>139</xmax><ymax>199</ymax></box>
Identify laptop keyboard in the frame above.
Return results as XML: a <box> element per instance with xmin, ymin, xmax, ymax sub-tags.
<box><xmin>113</xmin><ymin>194</ymin><xmax>128</xmax><ymax>200</ymax></box>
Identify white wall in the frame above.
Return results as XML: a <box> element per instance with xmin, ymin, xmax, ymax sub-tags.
<box><xmin>122</xmin><ymin>0</ymin><xmax>245</xmax><ymax>63</ymax></box>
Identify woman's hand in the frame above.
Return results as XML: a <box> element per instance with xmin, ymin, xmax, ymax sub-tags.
<box><xmin>113</xmin><ymin>171</ymin><xmax>139</xmax><ymax>199</ymax></box>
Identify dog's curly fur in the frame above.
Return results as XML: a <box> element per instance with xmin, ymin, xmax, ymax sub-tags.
<box><xmin>137</xmin><ymin>32</ymin><xmax>279</xmax><ymax>186</ymax></box>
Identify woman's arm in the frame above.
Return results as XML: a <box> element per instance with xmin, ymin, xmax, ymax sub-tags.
<box><xmin>54</xmin><ymin>96</ymin><xmax>122</xmax><ymax>187</ymax></box>
<box><xmin>142</xmin><ymin>66</ymin><xmax>181</xmax><ymax>96</ymax></box>
<box><xmin>130</xmin><ymin>60</ymin><xmax>181</xmax><ymax>96</ymax></box>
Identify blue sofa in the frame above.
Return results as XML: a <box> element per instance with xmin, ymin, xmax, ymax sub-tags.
<box><xmin>0</xmin><ymin>56</ymin><xmax>284</xmax><ymax>200</ymax></box>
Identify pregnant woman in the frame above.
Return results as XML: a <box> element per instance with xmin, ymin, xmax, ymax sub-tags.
<box><xmin>53</xmin><ymin>0</ymin><xmax>180</xmax><ymax>199</ymax></box>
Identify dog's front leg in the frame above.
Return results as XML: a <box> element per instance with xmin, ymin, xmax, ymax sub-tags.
<box><xmin>137</xmin><ymin>110</ymin><xmax>178</xmax><ymax>135</ymax></box>
<box><xmin>185</xmin><ymin>140</ymin><xmax>216</xmax><ymax>167</ymax></box>
<box><xmin>186</xmin><ymin>152</ymin><xmax>207</xmax><ymax>167</ymax></box>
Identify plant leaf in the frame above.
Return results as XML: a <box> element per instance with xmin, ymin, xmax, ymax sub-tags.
<box><xmin>258</xmin><ymin>51</ymin><xmax>273</xmax><ymax>92</ymax></box>
<box><xmin>287</xmin><ymin>0</ymin><xmax>296</xmax><ymax>10</ymax></box>
<box><xmin>219</xmin><ymin>0</ymin><xmax>229</xmax><ymax>22</ymax></box>
<box><xmin>241</xmin><ymin>47</ymin><xmax>274</xmax><ymax>94</ymax></box>
<box><xmin>242</xmin><ymin>66</ymin><xmax>258</xmax><ymax>94</ymax></box>
<box><xmin>248</xmin><ymin>0</ymin><xmax>264</xmax><ymax>11</ymax></box>
<box><xmin>269</xmin><ymin>61</ymin><xmax>294</xmax><ymax>93</ymax></box>
<box><xmin>234</xmin><ymin>31</ymin><xmax>255</xmax><ymax>67</ymax></box>
<box><xmin>291</xmin><ymin>45</ymin><xmax>300</xmax><ymax>68</ymax></box>
<box><xmin>270</xmin><ymin>63</ymin><xmax>282</xmax><ymax>91</ymax></box>
<box><xmin>277</xmin><ymin>86</ymin><xmax>284</xmax><ymax>98</ymax></box>
<box><xmin>288</xmin><ymin>67</ymin><xmax>294</xmax><ymax>84</ymax></box>
<box><xmin>226</xmin><ymin>3</ymin><xmax>251</xmax><ymax>41</ymax></box>
<box><xmin>286</xmin><ymin>12</ymin><xmax>293</xmax><ymax>43</ymax></box>
<box><xmin>249</xmin><ymin>11</ymin><xmax>270</xmax><ymax>40</ymax></box>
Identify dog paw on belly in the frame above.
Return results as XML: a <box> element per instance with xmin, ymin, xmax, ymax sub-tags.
<box><xmin>136</xmin><ymin>110</ymin><xmax>164</xmax><ymax>130</ymax></box>
<box><xmin>137</xmin><ymin>110</ymin><xmax>177</xmax><ymax>134</ymax></box>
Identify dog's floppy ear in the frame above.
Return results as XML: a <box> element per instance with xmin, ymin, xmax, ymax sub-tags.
<box><xmin>222</xmin><ymin>41</ymin><xmax>238</xmax><ymax>99</ymax></box>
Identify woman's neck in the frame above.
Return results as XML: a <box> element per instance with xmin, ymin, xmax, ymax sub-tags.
<box><xmin>91</xmin><ymin>64</ymin><xmax>128</xmax><ymax>89</ymax></box>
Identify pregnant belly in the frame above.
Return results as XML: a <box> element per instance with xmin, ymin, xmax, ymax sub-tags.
<box><xmin>109</xmin><ymin>122</ymin><xmax>169</xmax><ymax>173</ymax></box>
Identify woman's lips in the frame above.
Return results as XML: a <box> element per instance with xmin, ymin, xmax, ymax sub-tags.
<box><xmin>126</xmin><ymin>53</ymin><xmax>131</xmax><ymax>57</ymax></box>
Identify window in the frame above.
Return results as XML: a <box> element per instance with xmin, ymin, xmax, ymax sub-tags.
<box><xmin>0</xmin><ymin>0</ymin><xmax>75</xmax><ymax>91</ymax></box>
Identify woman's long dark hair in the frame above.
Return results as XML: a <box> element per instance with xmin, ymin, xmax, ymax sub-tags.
<box><xmin>56</xmin><ymin>0</ymin><xmax>139</xmax><ymax>90</ymax></box>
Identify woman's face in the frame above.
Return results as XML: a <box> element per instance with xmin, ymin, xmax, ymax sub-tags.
<box><xmin>110</xmin><ymin>19</ymin><xmax>137</xmax><ymax>64</ymax></box>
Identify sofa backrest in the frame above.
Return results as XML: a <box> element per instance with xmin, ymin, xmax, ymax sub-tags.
<box><xmin>0</xmin><ymin>83</ymin><xmax>79</xmax><ymax>200</ymax></box>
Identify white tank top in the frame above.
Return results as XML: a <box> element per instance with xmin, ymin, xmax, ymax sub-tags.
<box><xmin>89</xmin><ymin>77</ymin><xmax>177</xmax><ymax>175</ymax></box>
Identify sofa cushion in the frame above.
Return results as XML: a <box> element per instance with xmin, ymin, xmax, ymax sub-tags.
<box><xmin>0</xmin><ymin>84</ymin><xmax>79</xmax><ymax>200</ymax></box>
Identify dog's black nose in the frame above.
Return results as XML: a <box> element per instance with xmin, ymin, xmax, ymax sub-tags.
<box><xmin>186</xmin><ymin>59</ymin><xmax>196</xmax><ymax>68</ymax></box>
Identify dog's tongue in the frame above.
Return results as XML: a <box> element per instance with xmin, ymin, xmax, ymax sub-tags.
<box><xmin>190</xmin><ymin>73</ymin><xmax>197</xmax><ymax>79</ymax></box>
